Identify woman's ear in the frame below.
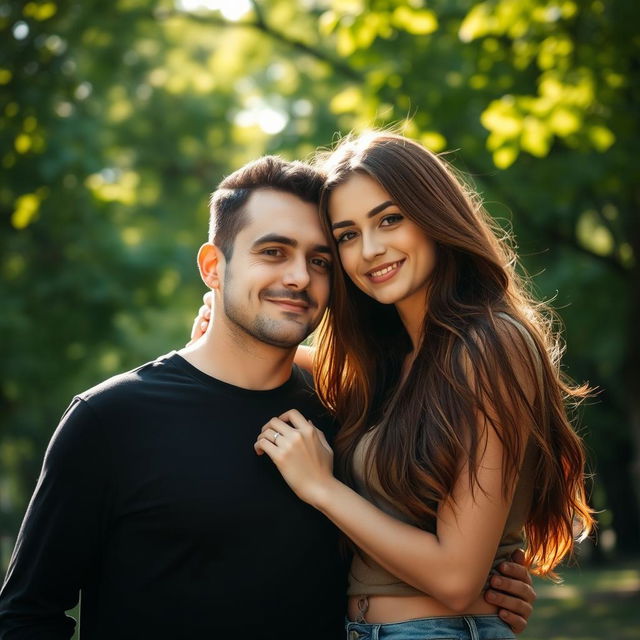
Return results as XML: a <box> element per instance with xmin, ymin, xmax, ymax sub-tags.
<box><xmin>197</xmin><ymin>243</ymin><xmax>225</xmax><ymax>290</ymax></box>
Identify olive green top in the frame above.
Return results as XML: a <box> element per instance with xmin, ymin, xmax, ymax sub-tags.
<box><xmin>347</xmin><ymin>314</ymin><xmax>541</xmax><ymax>597</ymax></box>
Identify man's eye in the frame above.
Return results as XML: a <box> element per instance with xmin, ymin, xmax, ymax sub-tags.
<box><xmin>311</xmin><ymin>257</ymin><xmax>331</xmax><ymax>270</ymax></box>
<box><xmin>380</xmin><ymin>214</ymin><xmax>403</xmax><ymax>226</ymax></box>
<box><xmin>262</xmin><ymin>248</ymin><xmax>283</xmax><ymax>257</ymax></box>
<box><xmin>335</xmin><ymin>230</ymin><xmax>357</xmax><ymax>244</ymax></box>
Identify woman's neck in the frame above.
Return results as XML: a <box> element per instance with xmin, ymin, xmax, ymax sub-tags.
<box><xmin>394</xmin><ymin>287</ymin><xmax>429</xmax><ymax>351</ymax></box>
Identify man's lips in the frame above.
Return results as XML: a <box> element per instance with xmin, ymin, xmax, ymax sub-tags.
<box><xmin>365</xmin><ymin>259</ymin><xmax>405</xmax><ymax>283</ymax></box>
<box><xmin>265</xmin><ymin>298</ymin><xmax>310</xmax><ymax>312</ymax></box>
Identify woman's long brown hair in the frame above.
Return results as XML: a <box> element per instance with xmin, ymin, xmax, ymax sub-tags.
<box><xmin>313</xmin><ymin>131</ymin><xmax>594</xmax><ymax>578</ymax></box>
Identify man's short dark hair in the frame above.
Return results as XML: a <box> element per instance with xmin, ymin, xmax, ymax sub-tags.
<box><xmin>209</xmin><ymin>156</ymin><xmax>325</xmax><ymax>260</ymax></box>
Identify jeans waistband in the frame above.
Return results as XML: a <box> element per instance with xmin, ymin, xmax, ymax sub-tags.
<box><xmin>345</xmin><ymin>614</ymin><xmax>515</xmax><ymax>640</ymax></box>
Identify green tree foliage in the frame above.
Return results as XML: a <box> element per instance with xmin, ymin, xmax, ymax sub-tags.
<box><xmin>1</xmin><ymin>0</ymin><xmax>638</xmax><ymax>571</ymax></box>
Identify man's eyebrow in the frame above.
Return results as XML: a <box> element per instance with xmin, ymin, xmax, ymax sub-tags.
<box><xmin>330</xmin><ymin>200</ymin><xmax>395</xmax><ymax>230</ymax></box>
<box><xmin>252</xmin><ymin>233</ymin><xmax>297</xmax><ymax>249</ymax></box>
<box><xmin>252</xmin><ymin>234</ymin><xmax>332</xmax><ymax>255</ymax></box>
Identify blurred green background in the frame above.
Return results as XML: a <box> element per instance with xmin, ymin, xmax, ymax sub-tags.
<box><xmin>1</xmin><ymin>0</ymin><xmax>638</xmax><ymax>636</ymax></box>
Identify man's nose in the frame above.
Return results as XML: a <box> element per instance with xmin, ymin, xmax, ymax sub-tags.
<box><xmin>282</xmin><ymin>256</ymin><xmax>311</xmax><ymax>290</ymax></box>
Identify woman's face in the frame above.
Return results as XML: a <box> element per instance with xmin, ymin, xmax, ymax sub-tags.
<box><xmin>328</xmin><ymin>172</ymin><xmax>436</xmax><ymax>310</ymax></box>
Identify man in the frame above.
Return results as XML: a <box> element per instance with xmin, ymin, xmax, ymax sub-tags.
<box><xmin>0</xmin><ymin>157</ymin><xmax>534</xmax><ymax>639</ymax></box>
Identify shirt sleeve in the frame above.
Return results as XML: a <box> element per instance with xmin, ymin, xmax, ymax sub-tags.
<box><xmin>0</xmin><ymin>397</ymin><xmax>112</xmax><ymax>639</ymax></box>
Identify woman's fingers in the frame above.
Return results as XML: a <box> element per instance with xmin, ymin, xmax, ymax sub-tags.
<box><xmin>260</xmin><ymin>417</ymin><xmax>296</xmax><ymax>437</ymax></box>
<box><xmin>255</xmin><ymin>412</ymin><xmax>334</xmax><ymax>506</ymax></box>
<box><xmin>256</xmin><ymin>414</ymin><xmax>324</xmax><ymax>457</ymax></box>
<box><xmin>188</xmin><ymin>303</ymin><xmax>211</xmax><ymax>343</ymax></box>
<box><xmin>314</xmin><ymin>425</ymin><xmax>333</xmax><ymax>454</ymax></box>
<box><xmin>279</xmin><ymin>409</ymin><xmax>314</xmax><ymax>434</ymax></box>
<box><xmin>270</xmin><ymin>411</ymin><xmax>332</xmax><ymax>456</ymax></box>
<box><xmin>255</xmin><ymin>423</ymin><xmax>287</xmax><ymax>456</ymax></box>
<box><xmin>254</xmin><ymin>436</ymin><xmax>278</xmax><ymax>458</ymax></box>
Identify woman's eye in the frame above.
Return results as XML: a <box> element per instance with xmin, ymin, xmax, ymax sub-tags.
<box><xmin>380</xmin><ymin>214</ymin><xmax>403</xmax><ymax>226</ymax></box>
<box><xmin>335</xmin><ymin>230</ymin><xmax>357</xmax><ymax>244</ymax></box>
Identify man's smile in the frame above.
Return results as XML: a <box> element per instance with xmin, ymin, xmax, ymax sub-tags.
<box><xmin>265</xmin><ymin>298</ymin><xmax>311</xmax><ymax>313</ymax></box>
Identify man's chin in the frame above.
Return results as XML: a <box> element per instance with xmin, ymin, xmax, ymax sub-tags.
<box><xmin>262</xmin><ymin>318</ymin><xmax>318</xmax><ymax>348</ymax></box>
<box><xmin>229</xmin><ymin>311</ymin><xmax>316</xmax><ymax>349</ymax></box>
<box><xmin>260</xmin><ymin>329</ymin><xmax>311</xmax><ymax>349</ymax></box>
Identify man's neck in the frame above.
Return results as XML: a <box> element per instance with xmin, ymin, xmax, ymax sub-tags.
<box><xmin>178</xmin><ymin>316</ymin><xmax>297</xmax><ymax>391</ymax></box>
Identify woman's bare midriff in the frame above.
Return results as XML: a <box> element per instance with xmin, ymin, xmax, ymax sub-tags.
<box><xmin>347</xmin><ymin>593</ymin><xmax>498</xmax><ymax>624</ymax></box>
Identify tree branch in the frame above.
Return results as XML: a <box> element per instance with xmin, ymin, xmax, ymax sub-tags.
<box><xmin>155</xmin><ymin>7</ymin><xmax>362</xmax><ymax>82</ymax></box>
<box><xmin>248</xmin><ymin>0</ymin><xmax>266</xmax><ymax>28</ymax></box>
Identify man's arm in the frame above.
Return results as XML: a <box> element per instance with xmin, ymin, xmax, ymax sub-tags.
<box><xmin>0</xmin><ymin>398</ymin><xmax>111</xmax><ymax>639</ymax></box>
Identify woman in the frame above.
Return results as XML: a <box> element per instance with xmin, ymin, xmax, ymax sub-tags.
<box><xmin>195</xmin><ymin>132</ymin><xmax>592</xmax><ymax>639</ymax></box>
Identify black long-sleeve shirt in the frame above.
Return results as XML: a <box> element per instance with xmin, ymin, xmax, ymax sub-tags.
<box><xmin>0</xmin><ymin>353</ymin><xmax>346</xmax><ymax>639</ymax></box>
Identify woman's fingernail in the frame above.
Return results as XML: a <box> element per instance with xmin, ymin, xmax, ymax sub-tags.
<box><xmin>493</xmin><ymin>576</ymin><xmax>503</xmax><ymax>587</ymax></box>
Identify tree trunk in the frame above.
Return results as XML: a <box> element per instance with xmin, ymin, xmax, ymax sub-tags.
<box><xmin>625</xmin><ymin>186</ymin><xmax>640</xmax><ymax>548</ymax></box>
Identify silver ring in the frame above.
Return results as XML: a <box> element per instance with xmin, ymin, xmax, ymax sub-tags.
<box><xmin>273</xmin><ymin>432</ymin><xmax>281</xmax><ymax>444</ymax></box>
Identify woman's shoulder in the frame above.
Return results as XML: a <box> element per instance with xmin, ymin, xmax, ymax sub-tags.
<box><xmin>464</xmin><ymin>310</ymin><xmax>539</xmax><ymax>353</ymax></box>
<box><xmin>460</xmin><ymin>310</ymin><xmax>543</xmax><ymax>392</ymax></box>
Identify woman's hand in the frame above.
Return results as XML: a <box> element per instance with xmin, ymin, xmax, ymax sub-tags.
<box><xmin>255</xmin><ymin>409</ymin><xmax>335</xmax><ymax>506</ymax></box>
<box><xmin>188</xmin><ymin>291</ymin><xmax>213</xmax><ymax>344</ymax></box>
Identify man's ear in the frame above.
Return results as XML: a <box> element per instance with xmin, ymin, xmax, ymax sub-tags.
<box><xmin>197</xmin><ymin>242</ymin><xmax>225</xmax><ymax>290</ymax></box>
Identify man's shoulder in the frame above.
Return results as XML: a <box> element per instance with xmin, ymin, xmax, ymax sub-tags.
<box><xmin>77</xmin><ymin>351</ymin><xmax>183</xmax><ymax>408</ymax></box>
<box><xmin>288</xmin><ymin>365</ymin><xmax>338</xmax><ymax>437</ymax></box>
<box><xmin>286</xmin><ymin>365</ymin><xmax>323</xmax><ymax>407</ymax></box>
<box><xmin>290</xmin><ymin>363</ymin><xmax>315</xmax><ymax>392</ymax></box>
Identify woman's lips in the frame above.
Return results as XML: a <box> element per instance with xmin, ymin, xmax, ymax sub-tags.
<box><xmin>366</xmin><ymin>259</ymin><xmax>405</xmax><ymax>284</ymax></box>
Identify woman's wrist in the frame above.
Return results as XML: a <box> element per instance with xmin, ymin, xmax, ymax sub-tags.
<box><xmin>309</xmin><ymin>476</ymin><xmax>344</xmax><ymax>512</ymax></box>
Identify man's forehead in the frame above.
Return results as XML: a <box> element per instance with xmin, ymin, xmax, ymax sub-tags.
<box><xmin>245</xmin><ymin>187</ymin><xmax>316</xmax><ymax>212</ymax></box>
<box><xmin>240</xmin><ymin>189</ymin><xmax>328</xmax><ymax>243</ymax></box>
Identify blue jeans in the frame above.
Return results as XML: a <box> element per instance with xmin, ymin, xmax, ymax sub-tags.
<box><xmin>345</xmin><ymin>614</ymin><xmax>516</xmax><ymax>640</ymax></box>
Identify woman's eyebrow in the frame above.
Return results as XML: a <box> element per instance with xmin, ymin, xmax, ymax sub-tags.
<box><xmin>330</xmin><ymin>200</ymin><xmax>394</xmax><ymax>230</ymax></box>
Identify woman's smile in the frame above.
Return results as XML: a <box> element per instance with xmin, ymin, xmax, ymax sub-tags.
<box><xmin>329</xmin><ymin>172</ymin><xmax>436</xmax><ymax>312</ymax></box>
<box><xmin>366</xmin><ymin>259</ymin><xmax>406</xmax><ymax>283</ymax></box>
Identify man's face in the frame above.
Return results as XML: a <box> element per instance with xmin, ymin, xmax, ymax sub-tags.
<box><xmin>218</xmin><ymin>189</ymin><xmax>332</xmax><ymax>349</ymax></box>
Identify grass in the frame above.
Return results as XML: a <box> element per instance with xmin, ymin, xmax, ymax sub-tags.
<box><xmin>522</xmin><ymin>559</ymin><xmax>640</xmax><ymax>640</ymax></box>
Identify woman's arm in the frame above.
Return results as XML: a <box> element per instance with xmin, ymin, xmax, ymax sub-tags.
<box><xmin>294</xmin><ymin>345</ymin><xmax>315</xmax><ymax>373</ymax></box>
<box><xmin>255</xmin><ymin>322</ymin><xmax>536</xmax><ymax>612</ymax></box>
<box><xmin>256</xmin><ymin>408</ymin><xmax>518</xmax><ymax>612</ymax></box>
